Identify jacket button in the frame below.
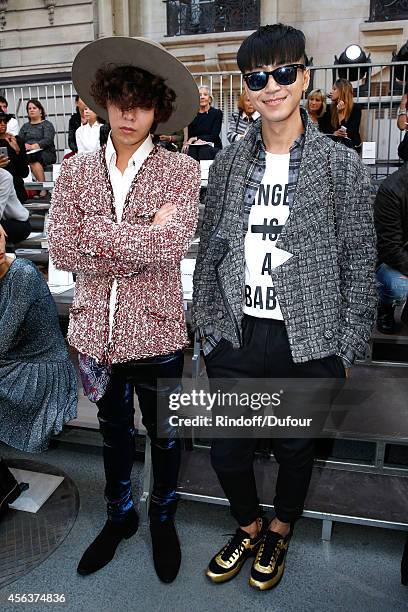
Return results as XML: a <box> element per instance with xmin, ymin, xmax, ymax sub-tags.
<box><xmin>324</xmin><ymin>330</ymin><xmax>334</xmax><ymax>340</ymax></box>
<box><xmin>217</xmin><ymin>311</ymin><xmax>224</xmax><ymax>319</ymax></box>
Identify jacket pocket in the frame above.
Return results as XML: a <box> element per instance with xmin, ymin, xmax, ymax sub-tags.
<box><xmin>204</xmin><ymin>337</ymin><xmax>230</xmax><ymax>362</ymax></box>
<box><xmin>145</xmin><ymin>308</ymin><xmax>184</xmax><ymax>324</ymax></box>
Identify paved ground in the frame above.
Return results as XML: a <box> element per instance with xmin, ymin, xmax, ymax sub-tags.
<box><xmin>0</xmin><ymin>443</ymin><xmax>407</xmax><ymax>612</ymax></box>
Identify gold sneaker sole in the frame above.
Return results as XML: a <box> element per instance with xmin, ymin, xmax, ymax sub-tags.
<box><xmin>206</xmin><ymin>556</ymin><xmax>247</xmax><ymax>583</ymax></box>
<box><xmin>206</xmin><ymin>545</ymin><xmax>261</xmax><ymax>584</ymax></box>
<box><xmin>248</xmin><ymin>561</ymin><xmax>285</xmax><ymax>591</ymax></box>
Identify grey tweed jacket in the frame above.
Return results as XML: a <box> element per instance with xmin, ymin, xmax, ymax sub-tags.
<box><xmin>192</xmin><ymin>114</ymin><xmax>377</xmax><ymax>365</ymax></box>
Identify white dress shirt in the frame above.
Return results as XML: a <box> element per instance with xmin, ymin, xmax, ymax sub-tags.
<box><xmin>76</xmin><ymin>121</ymin><xmax>102</xmax><ymax>154</ymax></box>
<box><xmin>105</xmin><ymin>133</ymin><xmax>154</xmax><ymax>343</ymax></box>
<box><xmin>6</xmin><ymin>117</ymin><xmax>19</xmax><ymax>136</ymax></box>
<box><xmin>0</xmin><ymin>168</ymin><xmax>29</xmax><ymax>221</ymax></box>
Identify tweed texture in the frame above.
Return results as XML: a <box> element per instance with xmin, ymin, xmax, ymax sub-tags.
<box><xmin>48</xmin><ymin>146</ymin><xmax>200</xmax><ymax>364</ymax></box>
<box><xmin>192</xmin><ymin>114</ymin><xmax>377</xmax><ymax>364</ymax></box>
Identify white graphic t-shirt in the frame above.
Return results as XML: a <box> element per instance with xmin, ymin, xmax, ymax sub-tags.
<box><xmin>243</xmin><ymin>152</ymin><xmax>293</xmax><ymax>319</ymax></box>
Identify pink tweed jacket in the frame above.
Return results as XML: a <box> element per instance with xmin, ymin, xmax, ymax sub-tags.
<box><xmin>48</xmin><ymin>145</ymin><xmax>200</xmax><ymax>364</ymax></box>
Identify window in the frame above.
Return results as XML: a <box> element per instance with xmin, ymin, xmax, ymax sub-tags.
<box><xmin>165</xmin><ymin>0</ymin><xmax>260</xmax><ymax>36</ymax></box>
<box><xmin>369</xmin><ymin>0</ymin><xmax>408</xmax><ymax>22</ymax></box>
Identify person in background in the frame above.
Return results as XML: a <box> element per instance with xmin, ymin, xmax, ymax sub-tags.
<box><xmin>68</xmin><ymin>95</ymin><xmax>87</xmax><ymax>153</ymax></box>
<box><xmin>318</xmin><ymin>78</ymin><xmax>361</xmax><ymax>150</ymax></box>
<box><xmin>397</xmin><ymin>87</ymin><xmax>408</xmax><ymax>133</ymax></box>
<box><xmin>305</xmin><ymin>88</ymin><xmax>326</xmax><ymax>125</ymax></box>
<box><xmin>0</xmin><ymin>110</ymin><xmax>29</xmax><ymax>205</ymax></box>
<box><xmin>0</xmin><ymin>169</ymin><xmax>31</xmax><ymax>244</ymax></box>
<box><xmin>0</xmin><ymin>97</ymin><xmax>19</xmax><ymax>136</ymax></box>
<box><xmin>183</xmin><ymin>85</ymin><xmax>223</xmax><ymax>160</ymax></box>
<box><xmin>156</xmin><ymin>129</ymin><xmax>185</xmax><ymax>152</ymax></box>
<box><xmin>396</xmin><ymin>87</ymin><xmax>408</xmax><ymax>162</ymax></box>
<box><xmin>0</xmin><ymin>109</ymin><xmax>31</xmax><ymax>244</ymax></box>
<box><xmin>0</xmin><ymin>224</ymin><xmax>77</xmax><ymax>514</ymax></box>
<box><xmin>19</xmin><ymin>99</ymin><xmax>56</xmax><ymax>199</ymax></box>
<box><xmin>227</xmin><ymin>91</ymin><xmax>260</xmax><ymax>143</ymax></box>
<box><xmin>76</xmin><ymin>106</ymin><xmax>102</xmax><ymax>154</ymax></box>
<box><xmin>374</xmin><ymin>163</ymin><xmax>408</xmax><ymax>333</ymax></box>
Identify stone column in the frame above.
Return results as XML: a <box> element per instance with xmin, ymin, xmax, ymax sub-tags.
<box><xmin>137</xmin><ymin>0</ymin><xmax>167</xmax><ymax>40</ymax></box>
<box><xmin>113</xmin><ymin>0</ymin><xmax>130</xmax><ymax>36</ymax></box>
<box><xmin>261</xmin><ymin>0</ymin><xmax>278</xmax><ymax>25</ymax></box>
<box><xmin>97</xmin><ymin>0</ymin><xmax>114</xmax><ymax>38</ymax></box>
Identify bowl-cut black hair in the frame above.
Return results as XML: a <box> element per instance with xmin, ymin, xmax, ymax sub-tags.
<box><xmin>237</xmin><ymin>23</ymin><xmax>307</xmax><ymax>73</ymax></box>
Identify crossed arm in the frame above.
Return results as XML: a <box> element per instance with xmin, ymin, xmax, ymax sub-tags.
<box><xmin>48</xmin><ymin>157</ymin><xmax>200</xmax><ymax>276</ymax></box>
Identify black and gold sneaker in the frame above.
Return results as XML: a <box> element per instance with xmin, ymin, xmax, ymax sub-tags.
<box><xmin>249</xmin><ymin>529</ymin><xmax>290</xmax><ymax>591</ymax></box>
<box><xmin>206</xmin><ymin>517</ymin><xmax>268</xmax><ymax>584</ymax></box>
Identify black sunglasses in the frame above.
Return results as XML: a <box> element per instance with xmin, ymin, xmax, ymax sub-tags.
<box><xmin>243</xmin><ymin>64</ymin><xmax>306</xmax><ymax>91</ymax></box>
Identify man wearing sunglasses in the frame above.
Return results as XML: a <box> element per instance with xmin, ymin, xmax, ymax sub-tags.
<box><xmin>193</xmin><ymin>24</ymin><xmax>376</xmax><ymax>591</ymax></box>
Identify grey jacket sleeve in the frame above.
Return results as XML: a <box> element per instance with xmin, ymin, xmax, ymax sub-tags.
<box><xmin>336</xmin><ymin>157</ymin><xmax>377</xmax><ymax>365</ymax></box>
<box><xmin>192</xmin><ymin>157</ymin><xmax>223</xmax><ymax>329</ymax></box>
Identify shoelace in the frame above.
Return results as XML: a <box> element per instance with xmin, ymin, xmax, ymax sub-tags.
<box><xmin>220</xmin><ymin>519</ymin><xmax>265</xmax><ymax>563</ymax></box>
<box><xmin>220</xmin><ymin>531</ymin><xmax>247</xmax><ymax>562</ymax></box>
<box><xmin>257</xmin><ymin>532</ymin><xmax>282</xmax><ymax>568</ymax></box>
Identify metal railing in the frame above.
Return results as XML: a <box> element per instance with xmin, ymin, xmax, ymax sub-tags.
<box><xmin>369</xmin><ymin>0</ymin><xmax>408</xmax><ymax>22</ymax></box>
<box><xmin>164</xmin><ymin>0</ymin><xmax>260</xmax><ymax>37</ymax></box>
<box><xmin>194</xmin><ymin>60</ymin><xmax>408</xmax><ymax>176</ymax></box>
<box><xmin>2</xmin><ymin>60</ymin><xmax>408</xmax><ymax>176</ymax></box>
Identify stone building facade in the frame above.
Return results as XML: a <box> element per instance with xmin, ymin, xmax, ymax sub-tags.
<box><xmin>1</xmin><ymin>1</ymin><xmax>407</xmax><ymax>161</ymax></box>
<box><xmin>1</xmin><ymin>1</ymin><xmax>408</xmax><ymax>82</ymax></box>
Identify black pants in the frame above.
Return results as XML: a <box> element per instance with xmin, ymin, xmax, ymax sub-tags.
<box><xmin>1</xmin><ymin>219</ymin><xmax>31</xmax><ymax>244</ymax></box>
<box><xmin>96</xmin><ymin>351</ymin><xmax>184</xmax><ymax>523</ymax></box>
<box><xmin>204</xmin><ymin>315</ymin><xmax>345</xmax><ymax>526</ymax></box>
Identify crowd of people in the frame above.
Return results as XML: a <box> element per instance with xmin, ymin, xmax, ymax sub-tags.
<box><xmin>0</xmin><ymin>91</ymin><xmax>111</xmax><ymax>245</ymax></box>
<box><xmin>0</xmin><ymin>22</ymin><xmax>407</xmax><ymax>597</ymax></box>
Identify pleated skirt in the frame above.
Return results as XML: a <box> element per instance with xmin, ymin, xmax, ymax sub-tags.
<box><xmin>0</xmin><ymin>360</ymin><xmax>78</xmax><ymax>453</ymax></box>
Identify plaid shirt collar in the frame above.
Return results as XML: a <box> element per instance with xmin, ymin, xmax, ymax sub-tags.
<box><xmin>253</xmin><ymin>106</ymin><xmax>307</xmax><ymax>158</ymax></box>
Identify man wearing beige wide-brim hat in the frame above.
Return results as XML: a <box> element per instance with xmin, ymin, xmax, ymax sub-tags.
<box><xmin>48</xmin><ymin>36</ymin><xmax>200</xmax><ymax>583</ymax></box>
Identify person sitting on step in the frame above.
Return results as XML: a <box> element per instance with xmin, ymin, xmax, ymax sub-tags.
<box><xmin>374</xmin><ymin>162</ymin><xmax>408</xmax><ymax>333</ymax></box>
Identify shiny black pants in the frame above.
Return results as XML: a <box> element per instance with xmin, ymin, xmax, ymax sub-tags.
<box><xmin>96</xmin><ymin>351</ymin><xmax>184</xmax><ymax>523</ymax></box>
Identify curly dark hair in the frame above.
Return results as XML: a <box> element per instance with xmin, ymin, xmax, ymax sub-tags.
<box><xmin>90</xmin><ymin>65</ymin><xmax>176</xmax><ymax>128</ymax></box>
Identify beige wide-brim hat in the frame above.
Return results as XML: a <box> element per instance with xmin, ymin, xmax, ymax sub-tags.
<box><xmin>72</xmin><ymin>36</ymin><xmax>199</xmax><ymax>134</ymax></box>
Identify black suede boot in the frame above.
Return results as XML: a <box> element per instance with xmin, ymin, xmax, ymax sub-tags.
<box><xmin>150</xmin><ymin>519</ymin><xmax>181</xmax><ymax>583</ymax></box>
<box><xmin>377</xmin><ymin>303</ymin><xmax>396</xmax><ymax>334</ymax></box>
<box><xmin>0</xmin><ymin>458</ymin><xmax>22</xmax><ymax>515</ymax></box>
<box><xmin>77</xmin><ymin>506</ymin><xmax>139</xmax><ymax>576</ymax></box>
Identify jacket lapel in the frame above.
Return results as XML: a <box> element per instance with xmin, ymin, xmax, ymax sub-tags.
<box><xmin>279</xmin><ymin>120</ymin><xmax>332</xmax><ymax>245</ymax></box>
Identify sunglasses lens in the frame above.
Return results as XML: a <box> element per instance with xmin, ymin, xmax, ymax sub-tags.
<box><xmin>274</xmin><ymin>66</ymin><xmax>298</xmax><ymax>85</ymax></box>
<box><xmin>246</xmin><ymin>72</ymin><xmax>268</xmax><ymax>91</ymax></box>
<box><xmin>245</xmin><ymin>65</ymin><xmax>301</xmax><ymax>90</ymax></box>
